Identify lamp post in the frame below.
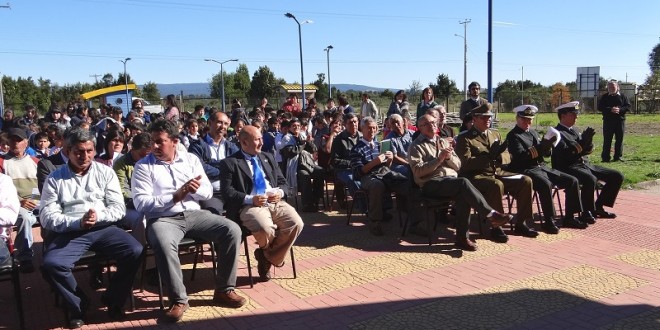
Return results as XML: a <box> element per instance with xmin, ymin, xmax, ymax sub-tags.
<box><xmin>205</xmin><ymin>58</ymin><xmax>238</xmax><ymax>112</ymax></box>
<box><xmin>456</xmin><ymin>19</ymin><xmax>470</xmax><ymax>101</ymax></box>
<box><xmin>324</xmin><ymin>45</ymin><xmax>333</xmax><ymax>99</ymax></box>
<box><xmin>119</xmin><ymin>57</ymin><xmax>131</xmax><ymax>114</ymax></box>
<box><xmin>285</xmin><ymin>12</ymin><xmax>312</xmax><ymax>110</ymax></box>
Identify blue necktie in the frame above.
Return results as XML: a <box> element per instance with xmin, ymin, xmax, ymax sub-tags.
<box><xmin>251</xmin><ymin>156</ymin><xmax>267</xmax><ymax>195</ymax></box>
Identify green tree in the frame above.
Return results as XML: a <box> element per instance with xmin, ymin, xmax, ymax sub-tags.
<box><xmin>141</xmin><ymin>82</ymin><xmax>161</xmax><ymax>102</ymax></box>
<box><xmin>233</xmin><ymin>64</ymin><xmax>251</xmax><ymax>99</ymax></box>
<box><xmin>248</xmin><ymin>66</ymin><xmax>279</xmax><ymax>104</ymax></box>
<box><xmin>380</xmin><ymin>89</ymin><xmax>394</xmax><ymax>99</ymax></box>
<box><xmin>312</xmin><ymin>73</ymin><xmax>328</xmax><ymax>103</ymax></box>
<box><xmin>648</xmin><ymin>42</ymin><xmax>660</xmax><ymax>72</ymax></box>
<box><xmin>429</xmin><ymin>73</ymin><xmax>460</xmax><ymax>104</ymax></box>
<box><xmin>407</xmin><ymin>80</ymin><xmax>422</xmax><ymax>100</ymax></box>
<box><xmin>101</xmin><ymin>73</ymin><xmax>114</xmax><ymax>87</ymax></box>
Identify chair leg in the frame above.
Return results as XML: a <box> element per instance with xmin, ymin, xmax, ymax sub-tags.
<box><xmin>191</xmin><ymin>244</ymin><xmax>200</xmax><ymax>281</ymax></box>
<box><xmin>244</xmin><ymin>239</ymin><xmax>254</xmax><ymax>288</ymax></box>
<box><xmin>346</xmin><ymin>197</ymin><xmax>354</xmax><ymax>226</ymax></box>
<box><xmin>157</xmin><ymin>268</ymin><xmax>165</xmax><ymax>310</ymax></box>
<box><xmin>12</xmin><ymin>260</ymin><xmax>25</xmax><ymax>330</ymax></box>
<box><xmin>290</xmin><ymin>247</ymin><xmax>297</xmax><ymax>279</ymax></box>
<box><xmin>534</xmin><ymin>191</ymin><xmax>543</xmax><ymax>224</ymax></box>
<box><xmin>554</xmin><ymin>188</ymin><xmax>564</xmax><ymax>217</ymax></box>
<box><xmin>426</xmin><ymin>207</ymin><xmax>433</xmax><ymax>246</ymax></box>
<box><xmin>210</xmin><ymin>242</ymin><xmax>217</xmax><ymax>276</ymax></box>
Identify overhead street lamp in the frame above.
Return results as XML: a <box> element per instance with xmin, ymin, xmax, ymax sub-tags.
<box><xmin>324</xmin><ymin>45</ymin><xmax>333</xmax><ymax>99</ymax></box>
<box><xmin>205</xmin><ymin>58</ymin><xmax>238</xmax><ymax>112</ymax></box>
<box><xmin>456</xmin><ymin>19</ymin><xmax>470</xmax><ymax>101</ymax></box>
<box><xmin>119</xmin><ymin>57</ymin><xmax>131</xmax><ymax>114</ymax></box>
<box><xmin>285</xmin><ymin>12</ymin><xmax>312</xmax><ymax>110</ymax></box>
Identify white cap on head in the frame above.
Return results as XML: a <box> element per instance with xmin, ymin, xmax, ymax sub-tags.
<box><xmin>513</xmin><ymin>105</ymin><xmax>538</xmax><ymax>118</ymax></box>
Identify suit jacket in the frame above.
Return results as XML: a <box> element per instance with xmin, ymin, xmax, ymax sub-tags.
<box><xmin>219</xmin><ymin>150</ymin><xmax>288</xmax><ymax>222</ymax></box>
<box><xmin>37</xmin><ymin>152</ymin><xmax>66</xmax><ymax>193</ymax></box>
<box><xmin>459</xmin><ymin>97</ymin><xmax>487</xmax><ymax>120</ymax></box>
<box><xmin>551</xmin><ymin>124</ymin><xmax>595</xmax><ymax>172</ymax></box>
<box><xmin>188</xmin><ymin>134</ymin><xmax>239</xmax><ymax>182</ymax></box>
<box><xmin>455</xmin><ymin>127</ymin><xmax>513</xmax><ymax>178</ymax></box>
<box><xmin>506</xmin><ymin>125</ymin><xmax>551</xmax><ymax>174</ymax></box>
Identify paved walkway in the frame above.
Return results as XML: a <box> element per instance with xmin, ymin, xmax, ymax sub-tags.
<box><xmin>1</xmin><ymin>188</ymin><xmax>659</xmax><ymax>329</ymax></box>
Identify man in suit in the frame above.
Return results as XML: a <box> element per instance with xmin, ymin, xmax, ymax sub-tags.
<box><xmin>551</xmin><ymin>101</ymin><xmax>622</xmax><ymax>219</ymax></box>
<box><xmin>598</xmin><ymin>80</ymin><xmax>630</xmax><ymax>162</ymax></box>
<box><xmin>459</xmin><ymin>81</ymin><xmax>488</xmax><ymax>132</ymax></box>
<box><xmin>188</xmin><ymin>111</ymin><xmax>239</xmax><ymax>214</ymax></box>
<box><xmin>220</xmin><ymin>125</ymin><xmax>304</xmax><ymax>282</ymax></box>
<box><xmin>455</xmin><ymin>103</ymin><xmax>538</xmax><ymax>243</ymax></box>
<box><xmin>507</xmin><ymin>105</ymin><xmax>595</xmax><ymax>233</ymax></box>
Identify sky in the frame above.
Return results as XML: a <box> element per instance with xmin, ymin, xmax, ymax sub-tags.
<box><xmin>0</xmin><ymin>0</ymin><xmax>658</xmax><ymax>92</ymax></box>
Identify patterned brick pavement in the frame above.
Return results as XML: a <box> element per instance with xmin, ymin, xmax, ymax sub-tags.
<box><xmin>1</xmin><ymin>188</ymin><xmax>659</xmax><ymax>329</ymax></box>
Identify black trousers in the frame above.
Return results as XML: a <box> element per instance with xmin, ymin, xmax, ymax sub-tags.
<box><xmin>422</xmin><ymin>177</ymin><xmax>493</xmax><ymax>239</ymax></box>
<box><xmin>298</xmin><ymin>167</ymin><xmax>325</xmax><ymax>206</ymax></box>
<box><xmin>523</xmin><ymin>166</ymin><xmax>583</xmax><ymax>219</ymax></box>
<box><xmin>602</xmin><ymin>120</ymin><xmax>625</xmax><ymax>161</ymax></box>
<box><xmin>560</xmin><ymin>164</ymin><xmax>623</xmax><ymax>211</ymax></box>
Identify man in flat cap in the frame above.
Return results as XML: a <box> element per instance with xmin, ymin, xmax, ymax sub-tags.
<box><xmin>551</xmin><ymin>101</ymin><xmax>622</xmax><ymax>219</ymax></box>
<box><xmin>507</xmin><ymin>105</ymin><xmax>594</xmax><ymax>233</ymax></box>
<box><xmin>456</xmin><ymin>103</ymin><xmax>538</xmax><ymax>243</ymax></box>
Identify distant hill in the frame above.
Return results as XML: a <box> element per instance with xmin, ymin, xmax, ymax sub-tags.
<box><xmin>333</xmin><ymin>84</ymin><xmax>400</xmax><ymax>93</ymax></box>
<box><xmin>147</xmin><ymin>83</ymin><xmax>211</xmax><ymax>97</ymax></box>
<box><xmin>143</xmin><ymin>82</ymin><xmax>399</xmax><ymax>98</ymax></box>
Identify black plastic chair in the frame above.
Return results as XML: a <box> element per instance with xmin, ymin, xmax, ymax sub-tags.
<box><xmin>401</xmin><ymin>183</ymin><xmax>454</xmax><ymax>246</ymax></box>
<box><xmin>241</xmin><ymin>228</ymin><xmax>296</xmax><ymax>288</ymax></box>
<box><xmin>0</xmin><ymin>229</ymin><xmax>25</xmax><ymax>330</ymax></box>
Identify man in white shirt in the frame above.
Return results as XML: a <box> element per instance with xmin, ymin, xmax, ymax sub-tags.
<box><xmin>131</xmin><ymin>120</ymin><xmax>245</xmax><ymax>323</ymax></box>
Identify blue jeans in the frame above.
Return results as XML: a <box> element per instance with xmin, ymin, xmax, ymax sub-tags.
<box><xmin>0</xmin><ymin>239</ymin><xmax>9</xmax><ymax>265</ymax></box>
<box><xmin>335</xmin><ymin>170</ymin><xmax>365</xmax><ymax>212</ymax></box>
<box><xmin>15</xmin><ymin>207</ymin><xmax>37</xmax><ymax>262</ymax></box>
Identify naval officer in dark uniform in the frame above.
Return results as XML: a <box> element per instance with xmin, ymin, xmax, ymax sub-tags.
<box><xmin>455</xmin><ymin>103</ymin><xmax>538</xmax><ymax>243</ymax></box>
<box><xmin>506</xmin><ymin>105</ymin><xmax>595</xmax><ymax>233</ymax></box>
<box><xmin>551</xmin><ymin>101</ymin><xmax>622</xmax><ymax>219</ymax></box>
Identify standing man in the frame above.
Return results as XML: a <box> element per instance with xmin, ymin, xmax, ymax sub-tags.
<box><xmin>552</xmin><ymin>101</ymin><xmax>623</xmax><ymax>218</ymax></box>
<box><xmin>188</xmin><ymin>111</ymin><xmax>239</xmax><ymax>214</ymax></box>
<box><xmin>459</xmin><ymin>82</ymin><xmax>488</xmax><ymax>132</ymax></box>
<box><xmin>0</xmin><ymin>128</ymin><xmax>39</xmax><ymax>273</ymax></box>
<box><xmin>132</xmin><ymin>120</ymin><xmax>246</xmax><ymax>323</ymax></box>
<box><xmin>507</xmin><ymin>105</ymin><xmax>594</xmax><ymax>233</ymax></box>
<box><xmin>220</xmin><ymin>126</ymin><xmax>303</xmax><ymax>282</ymax></box>
<box><xmin>455</xmin><ymin>104</ymin><xmax>538</xmax><ymax>243</ymax></box>
<box><xmin>40</xmin><ymin>128</ymin><xmax>142</xmax><ymax>328</ymax></box>
<box><xmin>360</xmin><ymin>93</ymin><xmax>379</xmax><ymax>119</ymax></box>
<box><xmin>408</xmin><ymin>114</ymin><xmax>512</xmax><ymax>250</ymax></box>
<box><xmin>598</xmin><ymin>80</ymin><xmax>630</xmax><ymax>162</ymax></box>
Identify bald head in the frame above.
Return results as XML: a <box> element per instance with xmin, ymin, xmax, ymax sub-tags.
<box><xmin>239</xmin><ymin>125</ymin><xmax>263</xmax><ymax>156</ymax></box>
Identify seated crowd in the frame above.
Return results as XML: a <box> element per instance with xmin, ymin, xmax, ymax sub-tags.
<box><xmin>0</xmin><ymin>87</ymin><xmax>623</xmax><ymax>328</ymax></box>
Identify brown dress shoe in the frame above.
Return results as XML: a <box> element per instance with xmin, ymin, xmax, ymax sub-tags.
<box><xmin>487</xmin><ymin>212</ymin><xmax>513</xmax><ymax>227</ymax></box>
<box><xmin>455</xmin><ymin>238</ymin><xmax>478</xmax><ymax>251</ymax></box>
<box><xmin>164</xmin><ymin>302</ymin><xmax>188</xmax><ymax>322</ymax></box>
<box><xmin>213</xmin><ymin>290</ymin><xmax>247</xmax><ymax>308</ymax></box>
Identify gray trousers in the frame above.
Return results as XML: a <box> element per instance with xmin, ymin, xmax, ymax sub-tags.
<box><xmin>147</xmin><ymin>209</ymin><xmax>242</xmax><ymax>305</ymax></box>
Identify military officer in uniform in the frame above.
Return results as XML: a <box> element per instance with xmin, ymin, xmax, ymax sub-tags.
<box><xmin>506</xmin><ymin>105</ymin><xmax>595</xmax><ymax>233</ymax></box>
<box><xmin>551</xmin><ymin>101</ymin><xmax>622</xmax><ymax>219</ymax></box>
<box><xmin>456</xmin><ymin>103</ymin><xmax>538</xmax><ymax>243</ymax></box>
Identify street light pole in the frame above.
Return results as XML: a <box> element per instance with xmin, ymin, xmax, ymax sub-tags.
<box><xmin>205</xmin><ymin>58</ymin><xmax>238</xmax><ymax>113</ymax></box>
<box><xmin>457</xmin><ymin>19</ymin><xmax>471</xmax><ymax>100</ymax></box>
<box><xmin>324</xmin><ymin>45</ymin><xmax>333</xmax><ymax>99</ymax></box>
<box><xmin>285</xmin><ymin>12</ymin><xmax>307</xmax><ymax>110</ymax></box>
<box><xmin>119</xmin><ymin>57</ymin><xmax>131</xmax><ymax>114</ymax></box>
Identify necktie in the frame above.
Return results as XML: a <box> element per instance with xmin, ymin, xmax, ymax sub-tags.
<box><xmin>250</xmin><ymin>156</ymin><xmax>267</xmax><ymax>195</ymax></box>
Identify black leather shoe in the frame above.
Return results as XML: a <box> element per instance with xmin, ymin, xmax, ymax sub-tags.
<box><xmin>514</xmin><ymin>223</ymin><xmax>539</xmax><ymax>238</ymax></box>
<box><xmin>254</xmin><ymin>248</ymin><xmax>272</xmax><ymax>282</ymax></box>
<box><xmin>593</xmin><ymin>208</ymin><xmax>617</xmax><ymax>219</ymax></box>
<box><xmin>542</xmin><ymin>219</ymin><xmax>560</xmax><ymax>234</ymax></box>
<box><xmin>562</xmin><ymin>216</ymin><xmax>588</xmax><ymax>229</ymax></box>
<box><xmin>67</xmin><ymin>318</ymin><xmax>84</xmax><ymax>329</ymax></box>
<box><xmin>579</xmin><ymin>212</ymin><xmax>596</xmax><ymax>224</ymax></box>
<box><xmin>490</xmin><ymin>227</ymin><xmax>509</xmax><ymax>243</ymax></box>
